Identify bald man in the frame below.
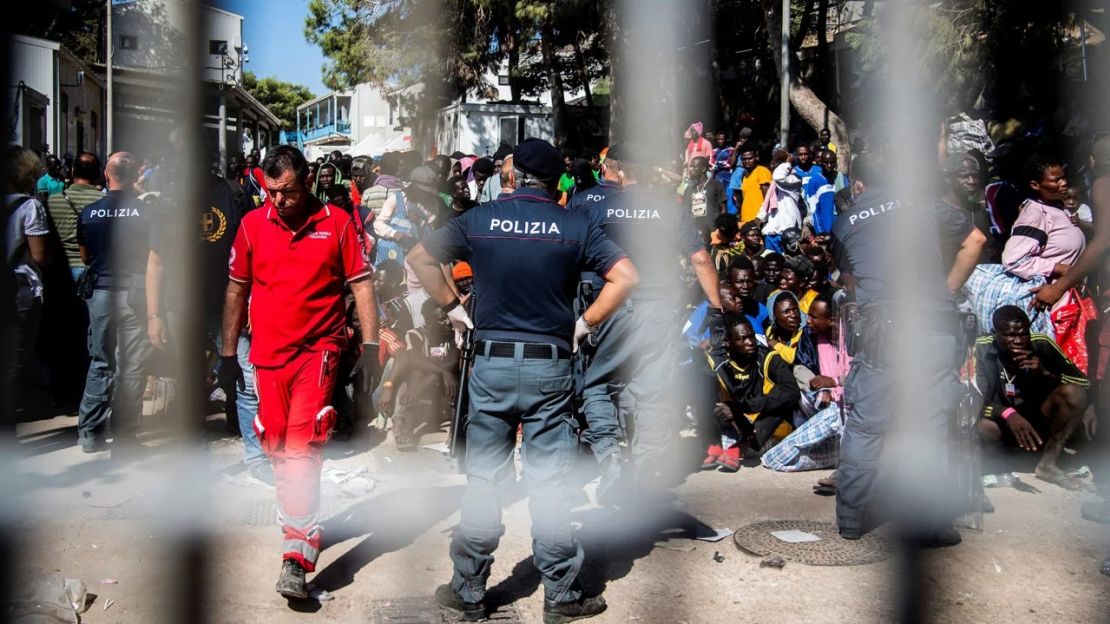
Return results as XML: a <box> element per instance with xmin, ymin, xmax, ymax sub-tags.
<box><xmin>76</xmin><ymin>151</ymin><xmax>152</xmax><ymax>455</ymax></box>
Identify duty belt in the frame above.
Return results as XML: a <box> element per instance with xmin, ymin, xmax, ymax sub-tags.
<box><xmin>94</xmin><ymin>274</ymin><xmax>135</xmax><ymax>290</ymax></box>
<box><xmin>477</xmin><ymin>340</ymin><xmax>570</xmax><ymax>360</ymax></box>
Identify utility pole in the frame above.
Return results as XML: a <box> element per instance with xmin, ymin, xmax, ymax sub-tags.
<box><xmin>218</xmin><ymin>85</ymin><xmax>227</xmax><ymax>176</ymax></box>
<box><xmin>106</xmin><ymin>0</ymin><xmax>113</xmax><ymax>154</ymax></box>
<box><xmin>779</xmin><ymin>0</ymin><xmax>790</xmax><ymax>149</ymax></box>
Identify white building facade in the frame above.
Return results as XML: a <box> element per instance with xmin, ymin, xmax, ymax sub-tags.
<box><xmin>8</xmin><ymin>34</ymin><xmax>107</xmax><ymax>159</ymax></box>
<box><xmin>291</xmin><ymin>83</ymin><xmax>410</xmax><ymax>159</ymax></box>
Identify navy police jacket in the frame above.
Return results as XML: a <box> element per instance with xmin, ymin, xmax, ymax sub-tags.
<box><xmin>579</xmin><ymin>183</ymin><xmax>704</xmax><ymax>296</ymax></box>
<box><xmin>423</xmin><ymin>187</ymin><xmax>627</xmax><ymax>351</ymax></box>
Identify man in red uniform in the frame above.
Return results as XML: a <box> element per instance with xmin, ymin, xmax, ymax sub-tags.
<box><xmin>219</xmin><ymin>145</ymin><xmax>380</xmax><ymax>599</ymax></box>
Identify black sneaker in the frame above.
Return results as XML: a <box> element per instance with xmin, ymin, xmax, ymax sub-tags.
<box><xmin>1100</xmin><ymin>557</ymin><xmax>1110</xmax><ymax>578</ymax></box>
<box><xmin>543</xmin><ymin>595</ymin><xmax>607</xmax><ymax>624</ymax></box>
<box><xmin>247</xmin><ymin>463</ymin><xmax>276</xmax><ymax>488</ymax></box>
<box><xmin>275</xmin><ymin>559</ymin><xmax>308</xmax><ymax>600</ymax></box>
<box><xmin>434</xmin><ymin>584</ymin><xmax>485</xmax><ymax>621</ymax></box>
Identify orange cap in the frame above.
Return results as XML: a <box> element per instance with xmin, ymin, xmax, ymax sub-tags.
<box><xmin>452</xmin><ymin>262</ymin><xmax>473</xmax><ymax>281</ymax></box>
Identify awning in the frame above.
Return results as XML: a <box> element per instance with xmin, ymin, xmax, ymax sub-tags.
<box><xmin>342</xmin><ymin>132</ymin><xmax>412</xmax><ymax>158</ymax></box>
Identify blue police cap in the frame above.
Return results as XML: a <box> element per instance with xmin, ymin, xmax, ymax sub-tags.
<box><xmin>513</xmin><ymin>138</ymin><xmax>564</xmax><ymax>182</ymax></box>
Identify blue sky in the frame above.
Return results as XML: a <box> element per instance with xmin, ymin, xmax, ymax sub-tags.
<box><xmin>210</xmin><ymin>0</ymin><xmax>329</xmax><ymax>96</ymax></box>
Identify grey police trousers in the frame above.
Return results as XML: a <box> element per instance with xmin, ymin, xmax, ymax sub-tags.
<box><xmin>580</xmin><ymin>299</ymin><xmax>680</xmax><ymax>481</ymax></box>
<box><xmin>836</xmin><ymin>332</ymin><xmax>963</xmax><ymax>534</ymax></box>
<box><xmin>449</xmin><ymin>342</ymin><xmax>584</xmax><ymax>604</ymax></box>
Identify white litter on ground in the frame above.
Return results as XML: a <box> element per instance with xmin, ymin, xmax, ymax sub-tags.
<box><xmin>771</xmin><ymin>530</ymin><xmax>823</xmax><ymax>544</ymax></box>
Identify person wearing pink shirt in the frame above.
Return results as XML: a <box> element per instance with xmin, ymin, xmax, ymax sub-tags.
<box><xmin>1002</xmin><ymin>155</ymin><xmax>1084</xmax><ymax>314</ymax></box>
<box><xmin>684</xmin><ymin>121</ymin><xmax>714</xmax><ymax>166</ymax></box>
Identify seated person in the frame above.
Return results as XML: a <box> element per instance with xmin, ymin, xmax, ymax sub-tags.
<box><xmin>766</xmin><ymin>289</ymin><xmax>815</xmax><ymax>367</ymax></box>
<box><xmin>778</xmin><ymin>255</ymin><xmax>819</xmax><ymax>313</ymax></box>
<box><xmin>976</xmin><ymin>305</ymin><xmax>1091</xmax><ymax>490</ymax></box>
<box><xmin>740</xmin><ymin>220</ymin><xmax>765</xmax><ymax>262</ymax></box>
<box><xmin>711</xmin><ymin>213</ymin><xmax>744</xmax><ymax>275</ymax></box>
<box><xmin>803</xmin><ymin>244</ymin><xmax>836</xmax><ymax>295</ymax></box>
<box><xmin>703</xmin><ymin>316</ymin><xmax>800</xmax><ymax>471</ymax></box>
<box><xmin>686</xmin><ymin>281</ymin><xmax>767</xmax><ymax>348</ymax></box>
<box><xmin>726</xmin><ymin>257</ymin><xmax>770</xmax><ymax>340</ymax></box>
<box><xmin>754</xmin><ymin>251</ymin><xmax>784</xmax><ymax>305</ymax></box>
<box><xmin>793</xmin><ymin>292</ymin><xmax>850</xmax><ymax>416</ymax></box>
<box><xmin>379</xmin><ymin>299</ymin><xmax>459</xmax><ymax>450</ymax></box>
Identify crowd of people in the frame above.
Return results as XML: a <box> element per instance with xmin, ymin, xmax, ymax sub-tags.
<box><xmin>4</xmin><ymin>109</ymin><xmax>1110</xmax><ymax>619</ymax></box>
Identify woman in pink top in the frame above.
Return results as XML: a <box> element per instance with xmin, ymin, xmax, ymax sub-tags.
<box><xmin>1002</xmin><ymin>157</ymin><xmax>1083</xmax><ymax>312</ymax></box>
<box><xmin>685</xmin><ymin>122</ymin><xmax>714</xmax><ymax>166</ymax></box>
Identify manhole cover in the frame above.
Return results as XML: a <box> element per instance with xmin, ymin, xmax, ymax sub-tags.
<box><xmin>732</xmin><ymin>520</ymin><xmax>892</xmax><ymax>566</ymax></box>
<box><xmin>369</xmin><ymin>597</ymin><xmax>523</xmax><ymax>623</ymax></box>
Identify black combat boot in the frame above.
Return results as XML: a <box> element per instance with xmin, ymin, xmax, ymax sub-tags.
<box><xmin>434</xmin><ymin>584</ymin><xmax>485</xmax><ymax>621</ymax></box>
<box><xmin>543</xmin><ymin>594</ymin><xmax>607</xmax><ymax>624</ymax></box>
<box><xmin>275</xmin><ymin>559</ymin><xmax>308</xmax><ymax>599</ymax></box>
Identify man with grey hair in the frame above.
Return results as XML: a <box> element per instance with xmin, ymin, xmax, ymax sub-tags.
<box><xmin>76</xmin><ymin>151</ymin><xmax>151</xmax><ymax>454</ymax></box>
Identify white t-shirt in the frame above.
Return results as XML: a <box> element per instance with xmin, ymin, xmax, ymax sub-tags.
<box><xmin>761</xmin><ymin>194</ymin><xmax>802</xmax><ymax>236</ymax></box>
<box><xmin>4</xmin><ymin>194</ymin><xmax>50</xmax><ymax>300</ymax></box>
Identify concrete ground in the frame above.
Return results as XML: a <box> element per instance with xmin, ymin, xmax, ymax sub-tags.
<box><xmin>9</xmin><ymin>413</ymin><xmax>1110</xmax><ymax>624</ymax></box>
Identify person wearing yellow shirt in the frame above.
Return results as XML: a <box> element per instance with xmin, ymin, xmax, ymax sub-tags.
<box><xmin>737</xmin><ymin>149</ymin><xmax>773</xmax><ymax>223</ymax></box>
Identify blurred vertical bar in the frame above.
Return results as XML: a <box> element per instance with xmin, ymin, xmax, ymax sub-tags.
<box><xmin>610</xmin><ymin>0</ymin><xmax>704</xmax><ymax>618</ymax></box>
<box><xmin>882</xmin><ymin>1</ymin><xmax>946</xmax><ymax>623</ymax></box>
<box><xmin>0</xmin><ymin>10</ymin><xmax>16</xmax><ymax>623</ymax></box>
<box><xmin>110</xmin><ymin>0</ymin><xmax>208</xmax><ymax>619</ymax></box>
<box><xmin>165</xmin><ymin>0</ymin><xmax>208</xmax><ymax>621</ymax></box>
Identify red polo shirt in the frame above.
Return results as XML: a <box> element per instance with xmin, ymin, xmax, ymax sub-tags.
<box><xmin>229</xmin><ymin>197</ymin><xmax>372</xmax><ymax>367</ymax></box>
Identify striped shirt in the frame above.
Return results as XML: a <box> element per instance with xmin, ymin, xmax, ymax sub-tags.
<box><xmin>46</xmin><ymin>183</ymin><xmax>103</xmax><ymax>269</ymax></box>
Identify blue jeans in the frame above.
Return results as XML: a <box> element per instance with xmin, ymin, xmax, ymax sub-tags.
<box><xmin>449</xmin><ymin>342</ymin><xmax>584</xmax><ymax>604</ymax></box>
<box><xmin>208</xmin><ymin>320</ymin><xmax>263</xmax><ymax>466</ymax></box>
<box><xmin>78</xmin><ymin>289</ymin><xmax>150</xmax><ymax>442</ymax></box>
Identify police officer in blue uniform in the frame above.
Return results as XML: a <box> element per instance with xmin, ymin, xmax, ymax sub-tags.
<box><xmin>828</xmin><ymin>153</ymin><xmax>968</xmax><ymax>545</ymax></box>
<box><xmin>76</xmin><ymin>151</ymin><xmax>151</xmax><ymax>454</ymax></box>
<box><xmin>407</xmin><ymin>138</ymin><xmax>639</xmax><ymax>623</ymax></box>
<box><xmin>573</xmin><ymin>144</ymin><xmax>726</xmax><ymax>503</ymax></box>
<box><xmin>566</xmin><ymin>156</ymin><xmax>621</xmax><ymax>212</ymax></box>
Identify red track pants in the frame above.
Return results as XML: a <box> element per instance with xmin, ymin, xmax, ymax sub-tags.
<box><xmin>254</xmin><ymin>348</ymin><xmax>339</xmax><ymax>572</ymax></box>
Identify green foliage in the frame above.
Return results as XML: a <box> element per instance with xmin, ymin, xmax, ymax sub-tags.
<box><xmin>303</xmin><ymin>0</ymin><xmax>611</xmax><ymax>103</ymax></box>
<box><xmin>13</xmin><ymin>0</ymin><xmax>103</xmax><ymax>66</ymax></box>
<box><xmin>846</xmin><ymin>1</ymin><xmax>1075</xmax><ymax>114</ymax></box>
<box><xmin>241</xmin><ymin>71</ymin><xmax>315</xmax><ymax>129</ymax></box>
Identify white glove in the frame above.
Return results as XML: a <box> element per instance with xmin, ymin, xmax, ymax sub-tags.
<box><xmin>573</xmin><ymin>316</ymin><xmax>598</xmax><ymax>353</ymax></box>
<box><xmin>447</xmin><ymin>304</ymin><xmax>474</xmax><ymax>336</ymax></box>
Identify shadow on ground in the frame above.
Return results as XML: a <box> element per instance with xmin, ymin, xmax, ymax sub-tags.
<box><xmin>311</xmin><ymin>485</ymin><xmax>466</xmax><ymax>593</ymax></box>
